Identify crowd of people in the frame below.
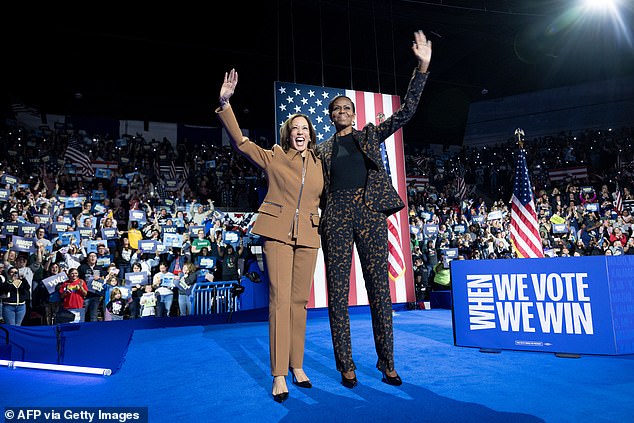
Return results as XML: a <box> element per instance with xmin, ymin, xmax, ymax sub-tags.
<box><xmin>2</xmin><ymin>109</ymin><xmax>632</xmax><ymax>326</ymax></box>
<box><xmin>2</xmin><ymin>108</ymin><xmax>633</xmax><ymax>319</ymax></box>
<box><xmin>407</xmin><ymin>125</ymin><xmax>634</xmax><ymax>301</ymax></box>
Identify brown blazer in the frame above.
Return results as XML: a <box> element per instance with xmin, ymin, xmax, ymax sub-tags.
<box><xmin>216</xmin><ymin>106</ymin><xmax>323</xmax><ymax>248</ymax></box>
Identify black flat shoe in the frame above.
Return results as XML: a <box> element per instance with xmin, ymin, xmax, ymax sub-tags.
<box><xmin>341</xmin><ymin>372</ymin><xmax>358</xmax><ymax>389</ymax></box>
<box><xmin>291</xmin><ymin>370</ymin><xmax>312</xmax><ymax>388</ymax></box>
<box><xmin>382</xmin><ymin>371</ymin><xmax>402</xmax><ymax>386</ymax></box>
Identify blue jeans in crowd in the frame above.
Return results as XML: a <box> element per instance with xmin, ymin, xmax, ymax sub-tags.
<box><xmin>157</xmin><ymin>294</ymin><xmax>173</xmax><ymax>317</ymax></box>
<box><xmin>177</xmin><ymin>293</ymin><xmax>191</xmax><ymax>316</ymax></box>
<box><xmin>84</xmin><ymin>297</ymin><xmax>102</xmax><ymax>322</ymax></box>
<box><xmin>2</xmin><ymin>303</ymin><xmax>26</xmax><ymax>326</ymax></box>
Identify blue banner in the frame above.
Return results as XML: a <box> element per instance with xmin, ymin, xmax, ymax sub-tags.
<box><xmin>451</xmin><ymin>256</ymin><xmax>634</xmax><ymax>355</ymax></box>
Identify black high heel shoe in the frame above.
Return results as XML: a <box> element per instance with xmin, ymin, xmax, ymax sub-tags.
<box><xmin>382</xmin><ymin>370</ymin><xmax>402</xmax><ymax>386</ymax></box>
<box><xmin>272</xmin><ymin>377</ymin><xmax>289</xmax><ymax>403</ymax></box>
<box><xmin>290</xmin><ymin>368</ymin><xmax>312</xmax><ymax>388</ymax></box>
<box><xmin>341</xmin><ymin>371</ymin><xmax>358</xmax><ymax>389</ymax></box>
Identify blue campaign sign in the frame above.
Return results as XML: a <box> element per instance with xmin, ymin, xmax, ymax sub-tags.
<box><xmin>197</xmin><ymin>256</ymin><xmax>216</xmax><ymax>269</ymax></box>
<box><xmin>451</xmin><ymin>256</ymin><xmax>634</xmax><ymax>355</ymax></box>
<box><xmin>138</xmin><ymin>240</ymin><xmax>157</xmax><ymax>253</ymax></box>
<box><xmin>129</xmin><ymin>210</ymin><xmax>147</xmax><ymax>224</ymax></box>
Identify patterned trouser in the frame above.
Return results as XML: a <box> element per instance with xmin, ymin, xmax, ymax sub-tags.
<box><xmin>321</xmin><ymin>188</ymin><xmax>395</xmax><ymax>373</ymax></box>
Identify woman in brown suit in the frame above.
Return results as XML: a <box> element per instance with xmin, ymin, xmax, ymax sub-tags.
<box><xmin>217</xmin><ymin>69</ymin><xmax>323</xmax><ymax>403</ymax></box>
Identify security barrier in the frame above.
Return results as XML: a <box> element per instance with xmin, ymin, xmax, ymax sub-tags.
<box><xmin>191</xmin><ymin>281</ymin><xmax>240</xmax><ymax>315</ymax></box>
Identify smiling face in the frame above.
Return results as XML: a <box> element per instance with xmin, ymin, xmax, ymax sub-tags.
<box><xmin>289</xmin><ymin>116</ymin><xmax>311</xmax><ymax>152</ymax></box>
<box><xmin>329</xmin><ymin>96</ymin><xmax>356</xmax><ymax>132</ymax></box>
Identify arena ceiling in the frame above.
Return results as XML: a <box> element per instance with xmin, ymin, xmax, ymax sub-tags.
<box><xmin>4</xmin><ymin>0</ymin><xmax>633</xmax><ymax>146</ymax></box>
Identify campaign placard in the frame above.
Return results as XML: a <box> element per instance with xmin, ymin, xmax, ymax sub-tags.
<box><xmin>78</xmin><ymin>227</ymin><xmax>95</xmax><ymax>239</ymax></box>
<box><xmin>1</xmin><ymin>174</ymin><xmax>18</xmax><ymax>186</ymax></box>
<box><xmin>59</xmin><ymin>231</ymin><xmax>81</xmax><ymax>246</ymax></box>
<box><xmin>62</xmin><ymin>196</ymin><xmax>86</xmax><ymax>209</ymax></box>
<box><xmin>87</xmin><ymin>276</ymin><xmax>105</xmax><ymax>294</ymax></box>
<box><xmin>453</xmin><ymin>224</ymin><xmax>466</xmax><ymax>234</ymax></box>
<box><xmin>2</xmin><ymin>222</ymin><xmax>19</xmax><ymax>236</ymax></box>
<box><xmin>93</xmin><ymin>203</ymin><xmax>107</xmax><ymax>215</ymax></box>
<box><xmin>423</xmin><ymin>224</ymin><xmax>438</xmax><ymax>237</ymax></box>
<box><xmin>224</xmin><ymin>230</ymin><xmax>240</xmax><ymax>245</ymax></box>
<box><xmin>12</xmin><ymin>235</ymin><xmax>37</xmax><ymax>253</ymax></box>
<box><xmin>129</xmin><ymin>210</ymin><xmax>147</xmax><ymax>224</ymax></box>
<box><xmin>18</xmin><ymin>223</ymin><xmax>38</xmax><ymax>238</ymax></box>
<box><xmin>0</xmin><ymin>189</ymin><xmax>9</xmax><ymax>201</ymax></box>
<box><xmin>163</xmin><ymin>233</ymin><xmax>183</xmax><ymax>248</ymax></box>
<box><xmin>138</xmin><ymin>240</ymin><xmax>157</xmax><ymax>253</ymax></box>
<box><xmin>188</xmin><ymin>225</ymin><xmax>205</xmax><ymax>237</ymax></box>
<box><xmin>95</xmin><ymin>168</ymin><xmax>112</xmax><ymax>179</ymax></box>
<box><xmin>197</xmin><ymin>256</ymin><xmax>216</xmax><ymax>269</ymax></box>
<box><xmin>161</xmin><ymin>225</ymin><xmax>178</xmax><ymax>236</ymax></box>
<box><xmin>471</xmin><ymin>215</ymin><xmax>485</xmax><ymax>224</ymax></box>
<box><xmin>33</xmin><ymin>214</ymin><xmax>52</xmax><ymax>225</ymax></box>
<box><xmin>91</xmin><ymin>189</ymin><xmax>107</xmax><ymax>200</ymax></box>
<box><xmin>441</xmin><ymin>247</ymin><xmax>459</xmax><ymax>259</ymax></box>
<box><xmin>125</xmin><ymin>271</ymin><xmax>148</xmax><ymax>287</ymax></box>
<box><xmin>160</xmin><ymin>273</ymin><xmax>175</xmax><ymax>288</ymax></box>
<box><xmin>101</xmin><ymin>227</ymin><xmax>120</xmax><ymax>240</ymax></box>
<box><xmin>50</xmin><ymin>222</ymin><xmax>70</xmax><ymax>235</ymax></box>
<box><xmin>42</xmin><ymin>272</ymin><xmax>68</xmax><ymax>294</ymax></box>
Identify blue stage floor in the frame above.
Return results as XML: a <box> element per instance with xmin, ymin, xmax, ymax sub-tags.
<box><xmin>1</xmin><ymin>309</ymin><xmax>632</xmax><ymax>422</ymax></box>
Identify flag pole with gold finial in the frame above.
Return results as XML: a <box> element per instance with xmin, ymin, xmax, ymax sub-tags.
<box><xmin>515</xmin><ymin>128</ymin><xmax>525</xmax><ymax>149</ymax></box>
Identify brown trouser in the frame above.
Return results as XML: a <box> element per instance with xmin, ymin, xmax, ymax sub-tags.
<box><xmin>264</xmin><ymin>239</ymin><xmax>318</xmax><ymax>376</ymax></box>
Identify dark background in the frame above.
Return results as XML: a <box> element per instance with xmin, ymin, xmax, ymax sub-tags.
<box><xmin>3</xmin><ymin>1</ymin><xmax>633</xmax><ymax>147</ymax></box>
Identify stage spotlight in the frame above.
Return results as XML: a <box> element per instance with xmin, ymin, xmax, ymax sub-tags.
<box><xmin>582</xmin><ymin>0</ymin><xmax>619</xmax><ymax>12</ymax></box>
<box><xmin>0</xmin><ymin>359</ymin><xmax>112</xmax><ymax>376</ymax></box>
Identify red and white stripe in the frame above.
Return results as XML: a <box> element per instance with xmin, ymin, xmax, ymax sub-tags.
<box><xmin>510</xmin><ymin>195</ymin><xmax>544</xmax><ymax>258</ymax></box>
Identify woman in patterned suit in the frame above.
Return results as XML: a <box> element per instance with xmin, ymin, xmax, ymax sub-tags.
<box><xmin>216</xmin><ymin>69</ymin><xmax>323</xmax><ymax>403</ymax></box>
<box><xmin>316</xmin><ymin>30</ymin><xmax>432</xmax><ymax>388</ymax></box>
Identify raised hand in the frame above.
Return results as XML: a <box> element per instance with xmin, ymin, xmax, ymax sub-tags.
<box><xmin>411</xmin><ymin>30</ymin><xmax>432</xmax><ymax>72</ymax></box>
<box><xmin>220</xmin><ymin>68</ymin><xmax>238</xmax><ymax>106</ymax></box>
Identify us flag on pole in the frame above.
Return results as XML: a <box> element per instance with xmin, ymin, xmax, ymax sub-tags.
<box><xmin>614</xmin><ymin>185</ymin><xmax>623</xmax><ymax>214</ymax></box>
<box><xmin>275</xmin><ymin>81</ymin><xmax>415</xmax><ymax>307</ymax></box>
<box><xmin>509</xmin><ymin>147</ymin><xmax>544</xmax><ymax>258</ymax></box>
<box><xmin>64</xmin><ymin>140</ymin><xmax>94</xmax><ymax>178</ymax></box>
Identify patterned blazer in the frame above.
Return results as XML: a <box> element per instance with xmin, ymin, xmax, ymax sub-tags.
<box><xmin>316</xmin><ymin>68</ymin><xmax>429</xmax><ymax>223</ymax></box>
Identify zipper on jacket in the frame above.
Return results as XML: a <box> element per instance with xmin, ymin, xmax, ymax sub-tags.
<box><xmin>290</xmin><ymin>156</ymin><xmax>307</xmax><ymax>238</ymax></box>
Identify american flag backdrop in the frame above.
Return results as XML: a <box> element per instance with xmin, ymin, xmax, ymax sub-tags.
<box><xmin>274</xmin><ymin>81</ymin><xmax>415</xmax><ymax>308</ymax></box>
<box><xmin>510</xmin><ymin>148</ymin><xmax>544</xmax><ymax>258</ymax></box>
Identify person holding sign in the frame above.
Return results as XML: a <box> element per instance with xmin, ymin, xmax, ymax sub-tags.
<box><xmin>59</xmin><ymin>268</ymin><xmax>88</xmax><ymax>323</ymax></box>
<box><xmin>176</xmin><ymin>261</ymin><xmax>198</xmax><ymax>316</ymax></box>
<box><xmin>0</xmin><ymin>267</ymin><xmax>30</xmax><ymax>325</ymax></box>
<box><xmin>78</xmin><ymin>252</ymin><xmax>105</xmax><ymax>322</ymax></box>
<box><xmin>152</xmin><ymin>262</ymin><xmax>175</xmax><ymax>317</ymax></box>
<box><xmin>217</xmin><ymin>69</ymin><xmax>323</xmax><ymax>402</ymax></box>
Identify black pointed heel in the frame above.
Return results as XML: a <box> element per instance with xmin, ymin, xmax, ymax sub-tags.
<box><xmin>290</xmin><ymin>368</ymin><xmax>312</xmax><ymax>388</ymax></box>
<box><xmin>272</xmin><ymin>377</ymin><xmax>289</xmax><ymax>403</ymax></box>
<box><xmin>273</xmin><ymin>391</ymin><xmax>289</xmax><ymax>403</ymax></box>
<box><xmin>382</xmin><ymin>371</ymin><xmax>402</xmax><ymax>386</ymax></box>
<box><xmin>341</xmin><ymin>371</ymin><xmax>358</xmax><ymax>388</ymax></box>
